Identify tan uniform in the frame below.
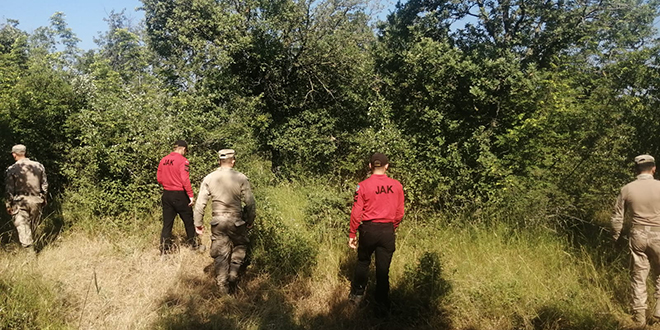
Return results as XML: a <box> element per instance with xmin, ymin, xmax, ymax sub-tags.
<box><xmin>194</xmin><ymin>167</ymin><xmax>255</xmax><ymax>289</ymax></box>
<box><xmin>5</xmin><ymin>158</ymin><xmax>48</xmax><ymax>247</ymax></box>
<box><xmin>612</xmin><ymin>173</ymin><xmax>660</xmax><ymax>312</ymax></box>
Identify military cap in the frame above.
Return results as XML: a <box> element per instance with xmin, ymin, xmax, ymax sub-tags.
<box><xmin>635</xmin><ymin>154</ymin><xmax>655</xmax><ymax>165</ymax></box>
<box><xmin>174</xmin><ymin>140</ymin><xmax>188</xmax><ymax>149</ymax></box>
<box><xmin>370</xmin><ymin>153</ymin><xmax>388</xmax><ymax>167</ymax></box>
<box><xmin>11</xmin><ymin>144</ymin><xmax>26</xmax><ymax>154</ymax></box>
<box><xmin>219</xmin><ymin>149</ymin><xmax>236</xmax><ymax>159</ymax></box>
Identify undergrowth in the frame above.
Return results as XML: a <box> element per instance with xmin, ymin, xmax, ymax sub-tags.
<box><xmin>0</xmin><ymin>179</ymin><xmax>637</xmax><ymax>329</ymax></box>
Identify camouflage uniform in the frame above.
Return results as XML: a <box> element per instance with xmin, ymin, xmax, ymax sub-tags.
<box><xmin>5</xmin><ymin>150</ymin><xmax>48</xmax><ymax>248</ymax></box>
<box><xmin>194</xmin><ymin>149</ymin><xmax>255</xmax><ymax>291</ymax></box>
<box><xmin>612</xmin><ymin>154</ymin><xmax>660</xmax><ymax>323</ymax></box>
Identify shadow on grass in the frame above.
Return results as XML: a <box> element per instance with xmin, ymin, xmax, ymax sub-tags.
<box><xmin>300</xmin><ymin>251</ymin><xmax>453</xmax><ymax>330</ymax></box>
<box><xmin>154</xmin><ymin>265</ymin><xmax>301</xmax><ymax>330</ymax></box>
<box><xmin>155</xmin><ymin>250</ymin><xmax>453</xmax><ymax>330</ymax></box>
<box><xmin>530</xmin><ymin>304</ymin><xmax>620</xmax><ymax>330</ymax></box>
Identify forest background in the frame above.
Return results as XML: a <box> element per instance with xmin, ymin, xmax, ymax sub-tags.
<box><xmin>1</xmin><ymin>0</ymin><xmax>660</xmax><ymax>329</ymax></box>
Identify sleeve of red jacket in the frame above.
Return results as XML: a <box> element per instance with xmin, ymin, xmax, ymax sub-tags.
<box><xmin>156</xmin><ymin>160</ymin><xmax>164</xmax><ymax>186</ymax></box>
<box><xmin>180</xmin><ymin>159</ymin><xmax>194</xmax><ymax>199</ymax></box>
<box><xmin>349</xmin><ymin>185</ymin><xmax>364</xmax><ymax>238</ymax></box>
<box><xmin>394</xmin><ymin>182</ymin><xmax>405</xmax><ymax>230</ymax></box>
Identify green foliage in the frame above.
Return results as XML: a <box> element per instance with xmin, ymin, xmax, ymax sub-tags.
<box><xmin>3</xmin><ymin>6</ymin><xmax>660</xmax><ymax>328</ymax></box>
<box><xmin>303</xmin><ymin>186</ymin><xmax>351</xmax><ymax>232</ymax></box>
<box><xmin>0</xmin><ymin>18</ymin><xmax>81</xmax><ymax>195</ymax></box>
<box><xmin>251</xmin><ymin>189</ymin><xmax>319</xmax><ymax>278</ymax></box>
<box><xmin>0</xmin><ymin>0</ymin><xmax>659</xmax><ymax>233</ymax></box>
<box><xmin>142</xmin><ymin>0</ymin><xmax>377</xmax><ymax>175</ymax></box>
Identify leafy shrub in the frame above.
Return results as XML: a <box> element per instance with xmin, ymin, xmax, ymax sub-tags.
<box><xmin>303</xmin><ymin>186</ymin><xmax>351</xmax><ymax>232</ymax></box>
<box><xmin>251</xmin><ymin>197</ymin><xmax>319</xmax><ymax>279</ymax></box>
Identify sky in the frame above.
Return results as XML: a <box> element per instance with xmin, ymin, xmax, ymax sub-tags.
<box><xmin>0</xmin><ymin>0</ymin><xmax>396</xmax><ymax>50</ymax></box>
<box><xmin>0</xmin><ymin>0</ymin><xmax>144</xmax><ymax>50</ymax></box>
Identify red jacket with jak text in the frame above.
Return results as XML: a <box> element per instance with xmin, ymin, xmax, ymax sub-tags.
<box><xmin>349</xmin><ymin>174</ymin><xmax>404</xmax><ymax>238</ymax></box>
<box><xmin>157</xmin><ymin>152</ymin><xmax>193</xmax><ymax>198</ymax></box>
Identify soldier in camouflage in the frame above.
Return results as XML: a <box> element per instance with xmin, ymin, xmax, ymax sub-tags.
<box><xmin>5</xmin><ymin>144</ymin><xmax>48</xmax><ymax>250</ymax></box>
<box><xmin>612</xmin><ymin>154</ymin><xmax>660</xmax><ymax>326</ymax></box>
<box><xmin>194</xmin><ymin>149</ymin><xmax>256</xmax><ymax>294</ymax></box>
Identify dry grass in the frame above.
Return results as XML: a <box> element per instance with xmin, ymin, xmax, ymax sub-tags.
<box><xmin>0</xmin><ymin>222</ymin><xmax>642</xmax><ymax>330</ymax></box>
<box><xmin>20</xmin><ymin>230</ymin><xmax>204</xmax><ymax>329</ymax></box>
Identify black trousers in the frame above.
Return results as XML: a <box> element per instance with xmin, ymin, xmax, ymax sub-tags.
<box><xmin>161</xmin><ymin>190</ymin><xmax>196</xmax><ymax>253</ymax></box>
<box><xmin>351</xmin><ymin>221</ymin><xmax>396</xmax><ymax>304</ymax></box>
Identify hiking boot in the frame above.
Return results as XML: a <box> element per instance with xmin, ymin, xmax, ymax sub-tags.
<box><xmin>216</xmin><ymin>278</ymin><xmax>230</xmax><ymax>295</ymax></box>
<box><xmin>227</xmin><ymin>280</ymin><xmax>238</xmax><ymax>295</ymax></box>
<box><xmin>633</xmin><ymin>309</ymin><xmax>646</xmax><ymax>327</ymax></box>
<box><xmin>190</xmin><ymin>243</ymin><xmax>206</xmax><ymax>253</ymax></box>
<box><xmin>654</xmin><ymin>301</ymin><xmax>660</xmax><ymax>319</ymax></box>
<box><xmin>219</xmin><ymin>286</ymin><xmax>230</xmax><ymax>295</ymax></box>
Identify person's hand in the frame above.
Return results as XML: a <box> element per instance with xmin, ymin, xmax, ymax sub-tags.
<box><xmin>6</xmin><ymin>207</ymin><xmax>11</xmax><ymax>215</ymax></box>
<box><xmin>348</xmin><ymin>237</ymin><xmax>358</xmax><ymax>250</ymax></box>
<box><xmin>195</xmin><ymin>226</ymin><xmax>204</xmax><ymax>235</ymax></box>
<box><xmin>188</xmin><ymin>197</ymin><xmax>195</xmax><ymax>207</ymax></box>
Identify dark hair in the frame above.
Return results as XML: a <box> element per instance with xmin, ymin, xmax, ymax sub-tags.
<box><xmin>636</xmin><ymin>162</ymin><xmax>655</xmax><ymax>173</ymax></box>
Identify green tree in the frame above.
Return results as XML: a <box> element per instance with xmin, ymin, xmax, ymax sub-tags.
<box><xmin>374</xmin><ymin>0</ymin><xmax>659</xmax><ymax>215</ymax></box>
<box><xmin>0</xmin><ymin>16</ymin><xmax>81</xmax><ymax>197</ymax></box>
<box><xmin>142</xmin><ymin>0</ymin><xmax>377</xmax><ymax>175</ymax></box>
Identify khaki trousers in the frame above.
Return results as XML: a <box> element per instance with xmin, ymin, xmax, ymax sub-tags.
<box><xmin>209</xmin><ymin>216</ymin><xmax>249</xmax><ymax>288</ymax></box>
<box><xmin>630</xmin><ymin>225</ymin><xmax>660</xmax><ymax>311</ymax></box>
<box><xmin>11</xmin><ymin>197</ymin><xmax>43</xmax><ymax>248</ymax></box>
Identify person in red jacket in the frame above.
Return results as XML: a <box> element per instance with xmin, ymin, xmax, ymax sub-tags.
<box><xmin>348</xmin><ymin>153</ymin><xmax>405</xmax><ymax>312</ymax></box>
<box><xmin>157</xmin><ymin>140</ymin><xmax>197</xmax><ymax>254</ymax></box>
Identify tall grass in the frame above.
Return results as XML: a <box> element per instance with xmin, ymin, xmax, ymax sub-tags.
<box><xmin>0</xmin><ymin>179</ymin><xmax>638</xmax><ymax>329</ymax></box>
<box><xmin>0</xmin><ymin>251</ymin><xmax>71</xmax><ymax>329</ymax></box>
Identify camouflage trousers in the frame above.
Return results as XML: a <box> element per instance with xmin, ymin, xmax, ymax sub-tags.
<box><xmin>630</xmin><ymin>225</ymin><xmax>660</xmax><ymax>312</ymax></box>
<box><xmin>10</xmin><ymin>197</ymin><xmax>44</xmax><ymax>248</ymax></box>
<box><xmin>209</xmin><ymin>216</ymin><xmax>249</xmax><ymax>289</ymax></box>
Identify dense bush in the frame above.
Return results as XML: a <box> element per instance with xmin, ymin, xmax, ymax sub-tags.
<box><xmin>0</xmin><ymin>0</ymin><xmax>658</xmax><ymax>231</ymax></box>
<box><xmin>251</xmin><ymin>191</ymin><xmax>320</xmax><ymax>278</ymax></box>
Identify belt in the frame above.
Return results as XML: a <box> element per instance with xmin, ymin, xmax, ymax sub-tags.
<box><xmin>364</xmin><ymin>219</ymin><xmax>394</xmax><ymax>223</ymax></box>
<box><xmin>632</xmin><ymin>225</ymin><xmax>660</xmax><ymax>232</ymax></box>
<box><xmin>14</xmin><ymin>193</ymin><xmax>41</xmax><ymax>197</ymax></box>
<box><xmin>212</xmin><ymin>211</ymin><xmax>240</xmax><ymax>217</ymax></box>
<box><xmin>13</xmin><ymin>194</ymin><xmax>42</xmax><ymax>200</ymax></box>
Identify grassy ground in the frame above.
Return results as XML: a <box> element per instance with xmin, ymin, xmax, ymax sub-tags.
<box><xmin>0</xmin><ymin>181</ymin><xmax>649</xmax><ymax>329</ymax></box>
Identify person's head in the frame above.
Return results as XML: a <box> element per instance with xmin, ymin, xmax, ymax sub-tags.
<box><xmin>10</xmin><ymin>144</ymin><xmax>26</xmax><ymax>161</ymax></box>
<box><xmin>218</xmin><ymin>149</ymin><xmax>236</xmax><ymax>168</ymax></box>
<box><xmin>369</xmin><ymin>153</ymin><xmax>389</xmax><ymax>174</ymax></box>
<box><xmin>173</xmin><ymin>140</ymin><xmax>188</xmax><ymax>155</ymax></box>
<box><xmin>635</xmin><ymin>154</ymin><xmax>656</xmax><ymax>175</ymax></box>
